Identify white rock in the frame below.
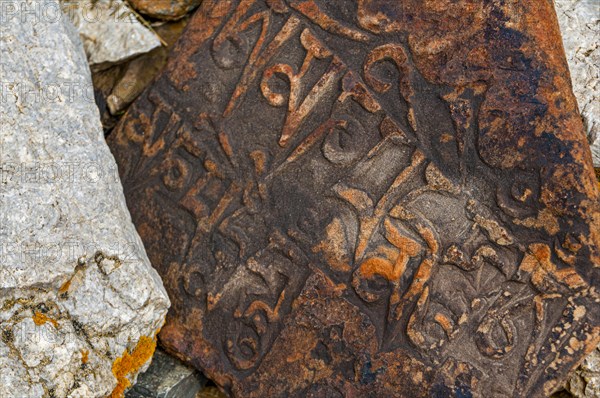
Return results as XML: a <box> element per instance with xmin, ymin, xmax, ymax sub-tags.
<box><xmin>561</xmin><ymin>347</ymin><xmax>600</xmax><ymax>398</ymax></box>
<box><xmin>555</xmin><ymin>0</ymin><xmax>600</xmax><ymax>165</ymax></box>
<box><xmin>60</xmin><ymin>0</ymin><xmax>161</xmax><ymax>70</ymax></box>
<box><xmin>0</xmin><ymin>1</ymin><xmax>170</xmax><ymax>397</ymax></box>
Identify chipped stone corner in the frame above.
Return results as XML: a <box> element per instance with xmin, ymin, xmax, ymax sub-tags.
<box><xmin>60</xmin><ymin>0</ymin><xmax>162</xmax><ymax>70</ymax></box>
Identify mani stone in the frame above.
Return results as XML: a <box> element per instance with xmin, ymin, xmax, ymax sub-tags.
<box><xmin>61</xmin><ymin>0</ymin><xmax>162</xmax><ymax>70</ymax></box>
<box><xmin>554</xmin><ymin>0</ymin><xmax>600</xmax><ymax>166</ymax></box>
<box><xmin>127</xmin><ymin>0</ymin><xmax>201</xmax><ymax>21</ymax></box>
<box><xmin>0</xmin><ymin>1</ymin><xmax>170</xmax><ymax>397</ymax></box>
<box><xmin>108</xmin><ymin>1</ymin><xmax>600</xmax><ymax>397</ymax></box>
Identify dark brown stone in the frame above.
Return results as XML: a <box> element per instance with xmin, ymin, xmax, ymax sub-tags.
<box><xmin>107</xmin><ymin>1</ymin><xmax>600</xmax><ymax>397</ymax></box>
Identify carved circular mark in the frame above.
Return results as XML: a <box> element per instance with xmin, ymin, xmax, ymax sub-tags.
<box><xmin>511</xmin><ymin>180</ymin><xmax>534</xmax><ymax>203</ymax></box>
<box><xmin>322</xmin><ymin>116</ymin><xmax>365</xmax><ymax>166</ymax></box>
<box><xmin>162</xmin><ymin>158</ymin><xmax>189</xmax><ymax>191</ymax></box>
<box><xmin>351</xmin><ymin>259</ymin><xmax>392</xmax><ymax>303</ymax></box>
<box><xmin>475</xmin><ymin>315</ymin><xmax>516</xmax><ymax>359</ymax></box>
<box><xmin>183</xmin><ymin>271</ymin><xmax>205</xmax><ymax>298</ymax></box>
<box><xmin>260</xmin><ymin>64</ymin><xmax>293</xmax><ymax>107</ymax></box>
<box><xmin>211</xmin><ymin>35</ymin><xmax>248</xmax><ymax>70</ymax></box>
<box><xmin>225</xmin><ymin>318</ymin><xmax>262</xmax><ymax>371</ymax></box>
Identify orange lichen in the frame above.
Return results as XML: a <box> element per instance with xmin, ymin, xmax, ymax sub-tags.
<box><xmin>109</xmin><ymin>334</ymin><xmax>158</xmax><ymax>398</ymax></box>
<box><xmin>32</xmin><ymin>311</ymin><xmax>59</xmax><ymax>328</ymax></box>
<box><xmin>519</xmin><ymin>243</ymin><xmax>587</xmax><ymax>290</ymax></box>
<box><xmin>58</xmin><ymin>278</ymin><xmax>72</xmax><ymax>294</ymax></box>
<box><xmin>81</xmin><ymin>349</ymin><xmax>89</xmax><ymax>364</ymax></box>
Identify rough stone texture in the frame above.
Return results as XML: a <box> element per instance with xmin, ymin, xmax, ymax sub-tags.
<box><xmin>555</xmin><ymin>1</ymin><xmax>600</xmax><ymax>395</ymax></box>
<box><xmin>196</xmin><ymin>387</ymin><xmax>228</xmax><ymax>398</ymax></box>
<box><xmin>61</xmin><ymin>0</ymin><xmax>161</xmax><ymax>70</ymax></box>
<box><xmin>92</xmin><ymin>63</ymin><xmax>128</xmax><ymax>131</ymax></box>
<box><xmin>125</xmin><ymin>348</ymin><xmax>205</xmax><ymax>398</ymax></box>
<box><xmin>107</xmin><ymin>17</ymin><xmax>190</xmax><ymax>115</ymax></box>
<box><xmin>555</xmin><ymin>0</ymin><xmax>600</xmax><ymax>166</ymax></box>
<box><xmin>128</xmin><ymin>0</ymin><xmax>201</xmax><ymax>21</ymax></box>
<box><xmin>561</xmin><ymin>347</ymin><xmax>600</xmax><ymax>397</ymax></box>
<box><xmin>108</xmin><ymin>1</ymin><xmax>600</xmax><ymax>397</ymax></box>
<box><xmin>0</xmin><ymin>1</ymin><xmax>170</xmax><ymax>396</ymax></box>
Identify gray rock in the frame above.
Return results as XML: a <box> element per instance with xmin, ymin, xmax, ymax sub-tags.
<box><xmin>560</xmin><ymin>347</ymin><xmax>600</xmax><ymax>398</ymax></box>
<box><xmin>555</xmin><ymin>3</ymin><xmax>600</xmax><ymax>394</ymax></box>
<box><xmin>125</xmin><ymin>349</ymin><xmax>206</xmax><ymax>398</ymax></box>
<box><xmin>61</xmin><ymin>0</ymin><xmax>161</xmax><ymax>70</ymax></box>
<box><xmin>592</xmin><ymin>139</ymin><xmax>600</xmax><ymax>168</ymax></box>
<box><xmin>0</xmin><ymin>1</ymin><xmax>170</xmax><ymax>397</ymax></box>
<box><xmin>555</xmin><ymin>0</ymin><xmax>600</xmax><ymax>165</ymax></box>
<box><xmin>106</xmin><ymin>17</ymin><xmax>189</xmax><ymax>116</ymax></box>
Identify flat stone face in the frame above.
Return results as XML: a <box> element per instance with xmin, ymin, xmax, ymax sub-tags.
<box><xmin>0</xmin><ymin>1</ymin><xmax>170</xmax><ymax>396</ymax></box>
<box><xmin>61</xmin><ymin>0</ymin><xmax>161</xmax><ymax>70</ymax></box>
<box><xmin>108</xmin><ymin>1</ymin><xmax>600</xmax><ymax>397</ymax></box>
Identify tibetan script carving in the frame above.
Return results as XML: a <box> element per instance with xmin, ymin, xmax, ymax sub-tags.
<box><xmin>108</xmin><ymin>1</ymin><xmax>600</xmax><ymax>397</ymax></box>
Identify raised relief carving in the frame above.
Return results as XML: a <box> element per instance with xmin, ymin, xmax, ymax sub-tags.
<box><xmin>107</xmin><ymin>1</ymin><xmax>600</xmax><ymax>397</ymax></box>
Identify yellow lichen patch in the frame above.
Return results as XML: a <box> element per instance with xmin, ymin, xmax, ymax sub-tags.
<box><xmin>32</xmin><ymin>311</ymin><xmax>59</xmax><ymax>328</ymax></box>
<box><xmin>109</xmin><ymin>335</ymin><xmax>158</xmax><ymax>398</ymax></box>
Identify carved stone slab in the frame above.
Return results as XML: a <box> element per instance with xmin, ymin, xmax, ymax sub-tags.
<box><xmin>108</xmin><ymin>1</ymin><xmax>600</xmax><ymax>397</ymax></box>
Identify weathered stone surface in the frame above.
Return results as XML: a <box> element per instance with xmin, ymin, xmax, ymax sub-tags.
<box><xmin>92</xmin><ymin>63</ymin><xmax>128</xmax><ymax>131</ymax></box>
<box><xmin>559</xmin><ymin>346</ymin><xmax>600</xmax><ymax>398</ymax></box>
<box><xmin>125</xmin><ymin>348</ymin><xmax>205</xmax><ymax>398</ymax></box>
<box><xmin>0</xmin><ymin>1</ymin><xmax>170</xmax><ymax>396</ymax></box>
<box><xmin>196</xmin><ymin>387</ymin><xmax>228</xmax><ymax>398</ymax></box>
<box><xmin>555</xmin><ymin>2</ymin><xmax>600</xmax><ymax>394</ymax></box>
<box><xmin>108</xmin><ymin>1</ymin><xmax>600</xmax><ymax>397</ymax></box>
<box><xmin>593</xmin><ymin>145</ymin><xmax>600</xmax><ymax>168</ymax></box>
<box><xmin>555</xmin><ymin>0</ymin><xmax>600</xmax><ymax>166</ymax></box>
<box><xmin>107</xmin><ymin>17</ymin><xmax>190</xmax><ymax>116</ymax></box>
<box><xmin>61</xmin><ymin>0</ymin><xmax>161</xmax><ymax>70</ymax></box>
<box><xmin>128</xmin><ymin>0</ymin><xmax>201</xmax><ymax>21</ymax></box>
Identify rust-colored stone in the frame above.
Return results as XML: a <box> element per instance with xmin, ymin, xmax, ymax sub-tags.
<box><xmin>127</xmin><ymin>0</ymin><xmax>201</xmax><ymax>20</ymax></box>
<box><xmin>108</xmin><ymin>1</ymin><xmax>600</xmax><ymax>397</ymax></box>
